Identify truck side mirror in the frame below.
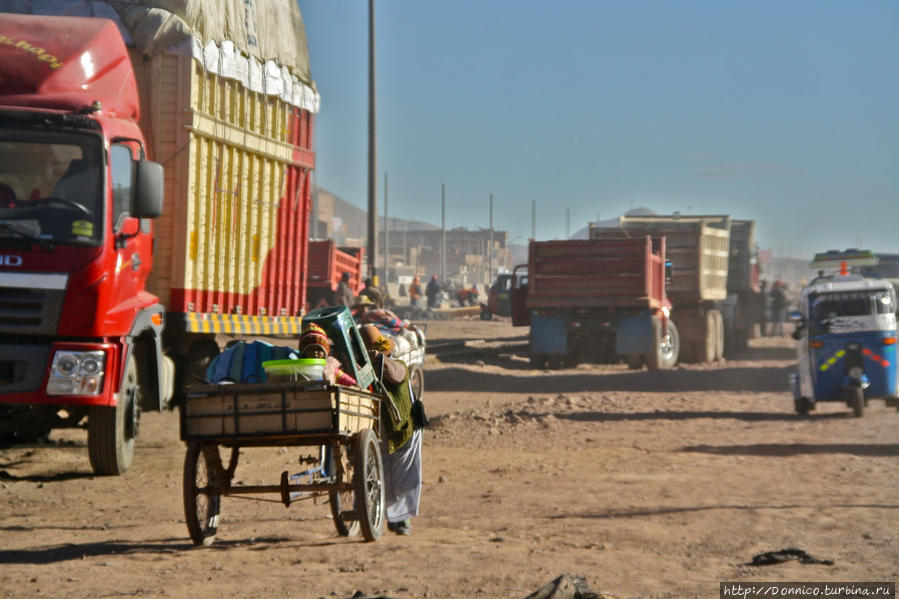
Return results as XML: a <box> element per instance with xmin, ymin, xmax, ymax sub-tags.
<box><xmin>789</xmin><ymin>310</ymin><xmax>803</xmax><ymax>322</ymax></box>
<box><xmin>134</xmin><ymin>160</ymin><xmax>164</xmax><ymax>218</ymax></box>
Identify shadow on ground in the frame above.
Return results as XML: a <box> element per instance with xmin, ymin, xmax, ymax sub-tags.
<box><xmin>427</xmin><ymin>363</ymin><xmax>795</xmax><ymax>394</ymax></box>
<box><xmin>681</xmin><ymin>442</ymin><xmax>899</xmax><ymax>457</ymax></box>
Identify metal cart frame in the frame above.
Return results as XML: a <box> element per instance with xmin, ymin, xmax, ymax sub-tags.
<box><xmin>180</xmin><ymin>379</ymin><xmax>384</xmax><ymax>545</ymax></box>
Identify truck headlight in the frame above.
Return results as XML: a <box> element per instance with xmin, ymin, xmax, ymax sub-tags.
<box><xmin>47</xmin><ymin>351</ymin><xmax>106</xmax><ymax>396</ymax></box>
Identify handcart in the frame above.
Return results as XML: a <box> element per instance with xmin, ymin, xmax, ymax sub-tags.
<box><xmin>180</xmin><ymin>379</ymin><xmax>385</xmax><ymax>546</ymax></box>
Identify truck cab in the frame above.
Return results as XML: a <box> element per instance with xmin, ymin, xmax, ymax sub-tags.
<box><xmin>0</xmin><ymin>14</ymin><xmax>171</xmax><ymax>474</ymax></box>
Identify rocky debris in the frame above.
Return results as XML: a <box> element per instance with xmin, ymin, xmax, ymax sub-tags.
<box><xmin>524</xmin><ymin>574</ymin><xmax>618</xmax><ymax>599</ymax></box>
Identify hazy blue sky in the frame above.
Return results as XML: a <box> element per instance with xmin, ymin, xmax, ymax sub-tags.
<box><xmin>297</xmin><ymin>1</ymin><xmax>898</xmax><ymax>255</ymax></box>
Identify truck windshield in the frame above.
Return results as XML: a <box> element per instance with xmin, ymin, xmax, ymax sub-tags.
<box><xmin>0</xmin><ymin>131</ymin><xmax>103</xmax><ymax>245</ymax></box>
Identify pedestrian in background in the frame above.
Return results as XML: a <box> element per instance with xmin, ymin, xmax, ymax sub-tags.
<box><xmin>334</xmin><ymin>271</ymin><xmax>354</xmax><ymax>306</ymax></box>
<box><xmin>770</xmin><ymin>280</ymin><xmax>788</xmax><ymax>336</ymax></box>
<box><xmin>425</xmin><ymin>275</ymin><xmax>441</xmax><ymax>308</ymax></box>
<box><xmin>757</xmin><ymin>280</ymin><xmax>768</xmax><ymax>337</ymax></box>
<box><xmin>360</xmin><ymin>277</ymin><xmax>384</xmax><ymax>308</ymax></box>
<box><xmin>409</xmin><ymin>276</ymin><xmax>422</xmax><ymax>307</ymax></box>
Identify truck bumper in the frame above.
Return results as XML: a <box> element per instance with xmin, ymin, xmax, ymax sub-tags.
<box><xmin>0</xmin><ymin>340</ymin><xmax>120</xmax><ymax>407</ymax></box>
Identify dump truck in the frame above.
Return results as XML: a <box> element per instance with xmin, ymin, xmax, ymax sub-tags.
<box><xmin>306</xmin><ymin>240</ymin><xmax>364</xmax><ymax>309</ymax></box>
<box><xmin>510</xmin><ymin>236</ymin><xmax>678</xmax><ymax>370</ymax></box>
<box><xmin>591</xmin><ymin>214</ymin><xmax>759</xmax><ymax>362</ymax></box>
<box><xmin>0</xmin><ymin>3</ymin><xmax>318</xmax><ymax>474</ymax></box>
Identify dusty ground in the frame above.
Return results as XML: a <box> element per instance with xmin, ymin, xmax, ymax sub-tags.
<box><xmin>1</xmin><ymin>318</ymin><xmax>897</xmax><ymax>599</ymax></box>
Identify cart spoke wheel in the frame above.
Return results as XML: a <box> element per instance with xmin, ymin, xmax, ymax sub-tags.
<box><xmin>352</xmin><ymin>429</ymin><xmax>384</xmax><ymax>542</ymax></box>
<box><xmin>329</xmin><ymin>442</ymin><xmax>360</xmax><ymax>537</ymax></box>
<box><xmin>183</xmin><ymin>441</ymin><xmax>223</xmax><ymax>546</ymax></box>
<box><xmin>410</xmin><ymin>366</ymin><xmax>425</xmax><ymax>400</ymax></box>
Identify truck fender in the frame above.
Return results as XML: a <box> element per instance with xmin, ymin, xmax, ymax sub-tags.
<box><xmin>126</xmin><ymin>303</ymin><xmax>173</xmax><ymax>411</ymax></box>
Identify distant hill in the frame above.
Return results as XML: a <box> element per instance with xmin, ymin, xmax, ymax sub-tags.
<box><xmin>315</xmin><ymin>186</ymin><xmax>438</xmax><ymax>242</ymax></box>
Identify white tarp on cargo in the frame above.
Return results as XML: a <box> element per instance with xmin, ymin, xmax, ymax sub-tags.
<box><xmin>0</xmin><ymin>0</ymin><xmax>320</xmax><ymax>113</ymax></box>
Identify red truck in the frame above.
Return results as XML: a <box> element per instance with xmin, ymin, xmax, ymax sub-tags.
<box><xmin>306</xmin><ymin>240</ymin><xmax>364</xmax><ymax>309</ymax></box>
<box><xmin>511</xmin><ymin>237</ymin><xmax>678</xmax><ymax>369</ymax></box>
<box><xmin>0</xmin><ymin>8</ymin><xmax>318</xmax><ymax>474</ymax></box>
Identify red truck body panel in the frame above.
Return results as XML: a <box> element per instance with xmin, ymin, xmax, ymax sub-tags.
<box><xmin>0</xmin><ymin>14</ymin><xmax>139</xmax><ymax>119</ymax></box>
<box><xmin>306</xmin><ymin>240</ymin><xmax>364</xmax><ymax>307</ymax></box>
<box><xmin>526</xmin><ymin>237</ymin><xmax>668</xmax><ymax>310</ymax></box>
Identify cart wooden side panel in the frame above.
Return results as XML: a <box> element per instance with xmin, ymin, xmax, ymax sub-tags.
<box><xmin>180</xmin><ymin>382</ymin><xmax>380</xmax><ymax>442</ymax></box>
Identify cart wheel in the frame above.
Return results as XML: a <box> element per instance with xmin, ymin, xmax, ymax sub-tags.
<box><xmin>183</xmin><ymin>441</ymin><xmax>224</xmax><ymax>546</ymax></box>
<box><xmin>849</xmin><ymin>387</ymin><xmax>865</xmax><ymax>418</ymax></box>
<box><xmin>352</xmin><ymin>429</ymin><xmax>385</xmax><ymax>542</ymax></box>
<box><xmin>329</xmin><ymin>442</ymin><xmax>360</xmax><ymax>538</ymax></box>
<box><xmin>410</xmin><ymin>366</ymin><xmax>425</xmax><ymax>401</ymax></box>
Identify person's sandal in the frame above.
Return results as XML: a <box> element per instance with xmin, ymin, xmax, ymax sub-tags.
<box><xmin>393</xmin><ymin>519</ymin><xmax>411</xmax><ymax>536</ymax></box>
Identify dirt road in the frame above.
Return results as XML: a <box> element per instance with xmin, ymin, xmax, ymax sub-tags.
<box><xmin>1</xmin><ymin>319</ymin><xmax>897</xmax><ymax>599</ymax></box>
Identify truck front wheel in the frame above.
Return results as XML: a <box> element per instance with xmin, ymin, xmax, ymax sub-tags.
<box><xmin>646</xmin><ymin>318</ymin><xmax>679</xmax><ymax>370</ymax></box>
<box><xmin>88</xmin><ymin>353</ymin><xmax>140</xmax><ymax>475</ymax></box>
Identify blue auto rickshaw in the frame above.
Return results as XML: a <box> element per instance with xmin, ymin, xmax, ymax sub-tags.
<box><xmin>790</xmin><ymin>250</ymin><xmax>898</xmax><ymax>416</ymax></box>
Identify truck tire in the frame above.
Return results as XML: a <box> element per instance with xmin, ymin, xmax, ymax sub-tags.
<box><xmin>690</xmin><ymin>311</ymin><xmax>716</xmax><ymax>364</ymax></box>
<box><xmin>711</xmin><ymin>310</ymin><xmax>724</xmax><ymax>362</ymax></box>
<box><xmin>646</xmin><ymin>318</ymin><xmax>679</xmax><ymax>370</ymax></box>
<box><xmin>625</xmin><ymin>354</ymin><xmax>644</xmax><ymax>370</ymax></box>
<box><xmin>88</xmin><ymin>353</ymin><xmax>140</xmax><ymax>475</ymax></box>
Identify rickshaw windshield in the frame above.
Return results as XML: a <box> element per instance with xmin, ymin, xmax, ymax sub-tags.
<box><xmin>810</xmin><ymin>290</ymin><xmax>893</xmax><ymax>323</ymax></box>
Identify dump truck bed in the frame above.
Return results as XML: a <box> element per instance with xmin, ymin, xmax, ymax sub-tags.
<box><xmin>525</xmin><ymin>237</ymin><xmax>667</xmax><ymax>310</ymax></box>
<box><xmin>590</xmin><ymin>215</ymin><xmax>730</xmax><ymax>304</ymax></box>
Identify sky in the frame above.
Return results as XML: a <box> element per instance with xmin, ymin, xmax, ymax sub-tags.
<box><xmin>297</xmin><ymin>1</ymin><xmax>898</xmax><ymax>256</ymax></box>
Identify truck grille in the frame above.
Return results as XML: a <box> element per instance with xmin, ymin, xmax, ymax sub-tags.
<box><xmin>0</xmin><ymin>287</ymin><xmax>64</xmax><ymax>335</ymax></box>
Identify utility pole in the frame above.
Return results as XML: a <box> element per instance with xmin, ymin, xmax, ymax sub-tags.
<box><xmin>311</xmin><ymin>170</ymin><xmax>318</xmax><ymax>239</ymax></box>
<box><xmin>383</xmin><ymin>171</ymin><xmax>389</xmax><ymax>282</ymax></box>
<box><xmin>441</xmin><ymin>183</ymin><xmax>446</xmax><ymax>281</ymax></box>
<box><xmin>531</xmin><ymin>198</ymin><xmax>536</xmax><ymax>240</ymax></box>
<box><xmin>489</xmin><ymin>193</ymin><xmax>494</xmax><ymax>282</ymax></box>
<box><xmin>565</xmin><ymin>208</ymin><xmax>570</xmax><ymax>239</ymax></box>
<box><xmin>366</xmin><ymin>0</ymin><xmax>377</xmax><ymax>283</ymax></box>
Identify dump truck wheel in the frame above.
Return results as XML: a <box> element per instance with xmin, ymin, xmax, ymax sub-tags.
<box><xmin>626</xmin><ymin>354</ymin><xmax>644</xmax><ymax>370</ymax></box>
<box><xmin>88</xmin><ymin>353</ymin><xmax>139</xmax><ymax>475</ymax></box>
<box><xmin>647</xmin><ymin>318</ymin><xmax>679</xmax><ymax>370</ymax></box>
<box><xmin>794</xmin><ymin>397</ymin><xmax>813</xmax><ymax>416</ymax></box>
<box><xmin>711</xmin><ymin>310</ymin><xmax>724</xmax><ymax>361</ymax></box>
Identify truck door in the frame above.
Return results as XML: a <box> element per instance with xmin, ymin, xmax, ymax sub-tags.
<box><xmin>510</xmin><ymin>264</ymin><xmax>530</xmax><ymax>326</ymax></box>
<box><xmin>107</xmin><ymin>143</ymin><xmax>154</xmax><ymax>331</ymax></box>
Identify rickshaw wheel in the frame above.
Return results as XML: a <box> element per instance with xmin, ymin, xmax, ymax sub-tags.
<box><xmin>183</xmin><ymin>441</ymin><xmax>224</xmax><ymax>546</ymax></box>
<box><xmin>849</xmin><ymin>387</ymin><xmax>865</xmax><ymax>418</ymax></box>
<box><xmin>352</xmin><ymin>429</ymin><xmax>385</xmax><ymax>542</ymax></box>
<box><xmin>329</xmin><ymin>441</ymin><xmax>360</xmax><ymax>538</ymax></box>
